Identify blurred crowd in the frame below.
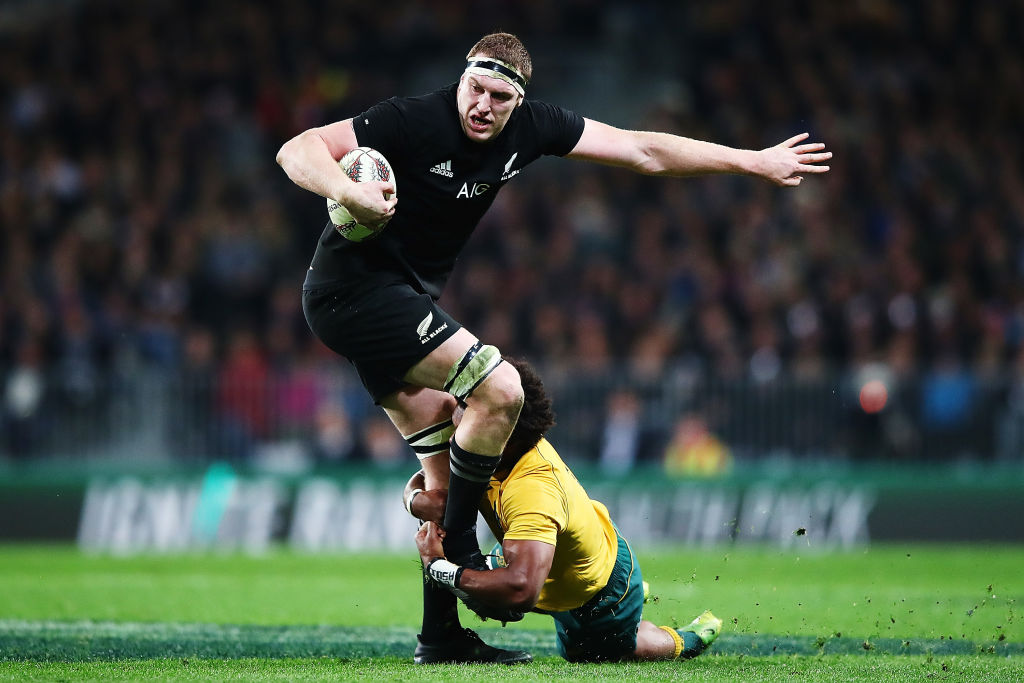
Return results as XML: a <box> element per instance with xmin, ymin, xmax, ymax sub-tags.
<box><xmin>2</xmin><ymin>0</ymin><xmax>1023</xmax><ymax>465</ymax></box>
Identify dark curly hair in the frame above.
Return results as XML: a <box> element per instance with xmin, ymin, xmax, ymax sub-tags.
<box><xmin>501</xmin><ymin>357</ymin><xmax>556</xmax><ymax>465</ymax></box>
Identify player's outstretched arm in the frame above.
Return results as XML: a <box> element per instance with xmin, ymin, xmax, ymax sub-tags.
<box><xmin>276</xmin><ymin>119</ymin><xmax>396</xmax><ymax>225</ymax></box>
<box><xmin>567</xmin><ymin>119</ymin><xmax>831</xmax><ymax>186</ymax></box>
<box><xmin>417</xmin><ymin>522</ymin><xmax>552</xmax><ymax>613</ymax></box>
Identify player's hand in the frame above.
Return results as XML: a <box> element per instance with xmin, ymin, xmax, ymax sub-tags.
<box><xmin>756</xmin><ymin>133</ymin><xmax>831</xmax><ymax>187</ymax></box>
<box><xmin>416</xmin><ymin>521</ymin><xmax>446</xmax><ymax>567</ymax></box>
<box><xmin>410</xmin><ymin>489</ymin><xmax>447</xmax><ymax>525</ymax></box>
<box><xmin>341</xmin><ymin>179</ymin><xmax>397</xmax><ymax>227</ymax></box>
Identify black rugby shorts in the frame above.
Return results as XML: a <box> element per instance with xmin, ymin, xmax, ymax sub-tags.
<box><xmin>302</xmin><ymin>281</ymin><xmax>461</xmax><ymax>403</ymax></box>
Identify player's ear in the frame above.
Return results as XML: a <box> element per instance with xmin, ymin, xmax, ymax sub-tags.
<box><xmin>515</xmin><ymin>94</ymin><xmax>524</xmax><ymax>108</ymax></box>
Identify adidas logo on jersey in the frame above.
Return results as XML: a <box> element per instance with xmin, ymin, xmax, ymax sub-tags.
<box><xmin>429</xmin><ymin>160</ymin><xmax>453</xmax><ymax>177</ymax></box>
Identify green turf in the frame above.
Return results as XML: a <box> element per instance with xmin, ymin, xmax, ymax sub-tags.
<box><xmin>1</xmin><ymin>619</ymin><xmax>1020</xmax><ymax>659</ymax></box>
<box><xmin>3</xmin><ymin>655</ymin><xmax>1024</xmax><ymax>682</ymax></box>
<box><xmin>0</xmin><ymin>544</ymin><xmax>1020</xmax><ymax>681</ymax></box>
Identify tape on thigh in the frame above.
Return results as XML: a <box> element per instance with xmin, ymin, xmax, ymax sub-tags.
<box><xmin>442</xmin><ymin>342</ymin><xmax>503</xmax><ymax>402</ymax></box>
<box><xmin>404</xmin><ymin>419</ymin><xmax>455</xmax><ymax>461</ymax></box>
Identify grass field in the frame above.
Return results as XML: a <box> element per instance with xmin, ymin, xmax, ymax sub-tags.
<box><xmin>1</xmin><ymin>544</ymin><xmax>1021</xmax><ymax>681</ymax></box>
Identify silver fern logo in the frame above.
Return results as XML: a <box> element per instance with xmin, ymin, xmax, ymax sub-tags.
<box><xmin>416</xmin><ymin>312</ymin><xmax>434</xmax><ymax>338</ymax></box>
<box><xmin>501</xmin><ymin>152</ymin><xmax>520</xmax><ymax>180</ymax></box>
<box><xmin>416</xmin><ymin>311</ymin><xmax>448</xmax><ymax>344</ymax></box>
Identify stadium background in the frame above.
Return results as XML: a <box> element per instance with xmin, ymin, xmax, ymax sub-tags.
<box><xmin>1</xmin><ymin>0</ymin><xmax>1023</xmax><ymax>553</ymax></box>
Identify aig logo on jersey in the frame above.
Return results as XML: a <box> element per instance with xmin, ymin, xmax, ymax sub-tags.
<box><xmin>457</xmin><ymin>182</ymin><xmax>490</xmax><ymax>198</ymax></box>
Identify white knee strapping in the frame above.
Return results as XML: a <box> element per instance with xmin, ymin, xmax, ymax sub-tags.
<box><xmin>404</xmin><ymin>419</ymin><xmax>455</xmax><ymax>461</ymax></box>
<box><xmin>442</xmin><ymin>342</ymin><xmax>503</xmax><ymax>401</ymax></box>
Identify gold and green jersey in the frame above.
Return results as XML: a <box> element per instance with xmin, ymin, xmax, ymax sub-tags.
<box><xmin>481</xmin><ymin>438</ymin><xmax>618</xmax><ymax>612</ymax></box>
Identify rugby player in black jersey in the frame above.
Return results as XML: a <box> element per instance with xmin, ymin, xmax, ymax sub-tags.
<box><xmin>277</xmin><ymin>32</ymin><xmax>830</xmax><ymax>663</ymax></box>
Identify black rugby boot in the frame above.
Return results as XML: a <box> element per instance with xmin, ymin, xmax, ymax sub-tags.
<box><xmin>413</xmin><ymin>627</ymin><xmax>532</xmax><ymax>665</ymax></box>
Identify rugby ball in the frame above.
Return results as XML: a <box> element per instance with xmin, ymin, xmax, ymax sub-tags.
<box><xmin>486</xmin><ymin>542</ymin><xmax>507</xmax><ymax>569</ymax></box>
<box><xmin>327</xmin><ymin>147</ymin><xmax>395</xmax><ymax>242</ymax></box>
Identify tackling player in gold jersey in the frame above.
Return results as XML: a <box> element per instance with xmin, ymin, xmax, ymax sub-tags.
<box><xmin>406</xmin><ymin>358</ymin><xmax>721</xmax><ymax>663</ymax></box>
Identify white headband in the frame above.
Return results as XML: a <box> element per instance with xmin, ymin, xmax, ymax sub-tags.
<box><xmin>464</xmin><ymin>57</ymin><xmax>527</xmax><ymax>97</ymax></box>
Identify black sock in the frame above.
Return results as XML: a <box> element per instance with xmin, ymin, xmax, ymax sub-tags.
<box><xmin>443</xmin><ymin>440</ymin><xmax>499</xmax><ymax>562</ymax></box>
<box><xmin>420</xmin><ymin>576</ymin><xmax>460</xmax><ymax>642</ymax></box>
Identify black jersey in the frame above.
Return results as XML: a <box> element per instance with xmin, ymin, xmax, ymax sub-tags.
<box><xmin>303</xmin><ymin>84</ymin><xmax>585</xmax><ymax>298</ymax></box>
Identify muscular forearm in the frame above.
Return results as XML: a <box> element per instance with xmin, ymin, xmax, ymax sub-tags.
<box><xmin>636</xmin><ymin>131</ymin><xmax>760</xmax><ymax>177</ymax></box>
<box><xmin>447</xmin><ymin>565</ymin><xmax>540</xmax><ymax>613</ymax></box>
<box><xmin>275</xmin><ymin>129</ymin><xmax>354</xmax><ymax>202</ymax></box>
<box><xmin>418</xmin><ymin>526</ymin><xmax>550</xmax><ymax>613</ymax></box>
